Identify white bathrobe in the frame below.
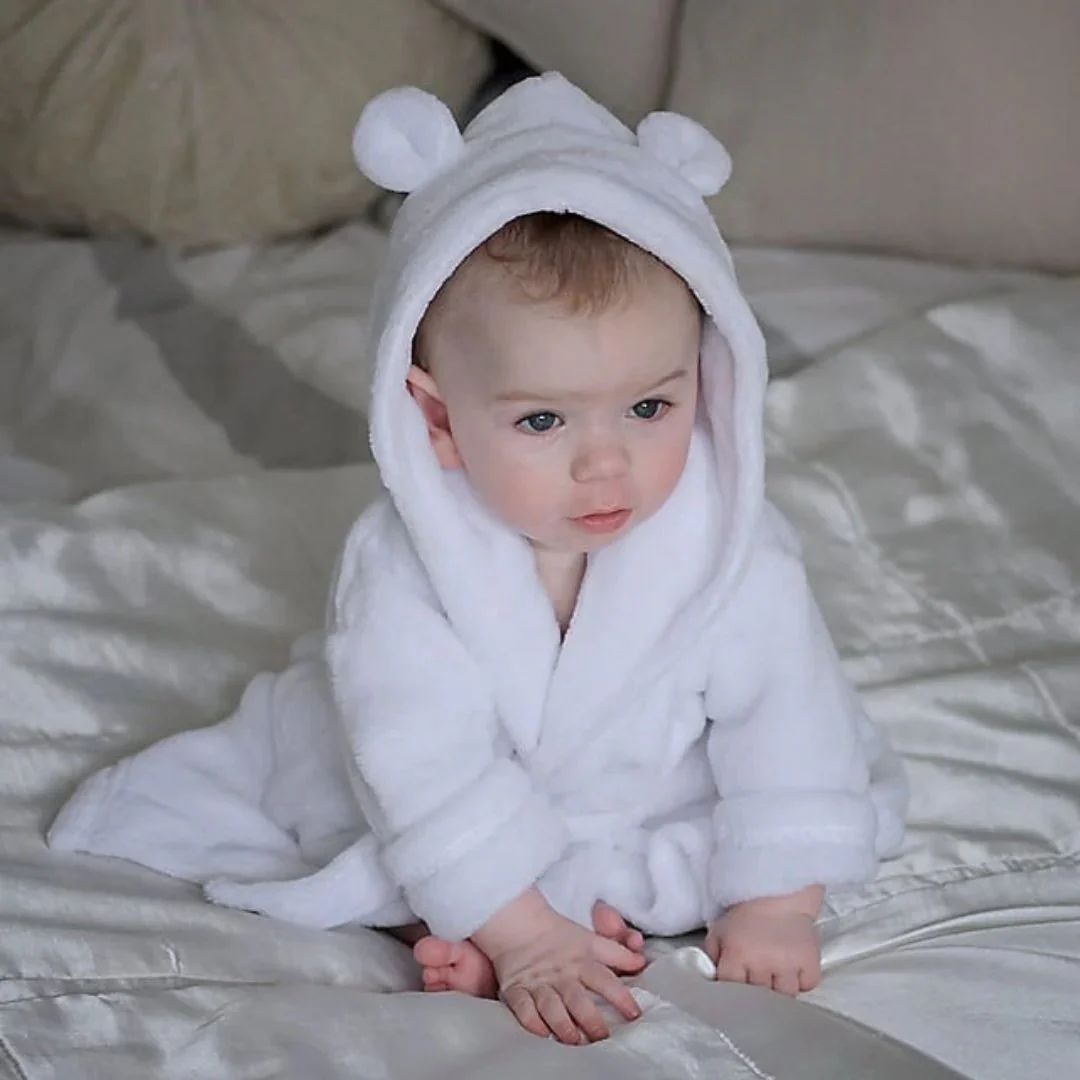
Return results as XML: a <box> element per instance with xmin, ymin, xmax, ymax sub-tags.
<box><xmin>49</xmin><ymin>73</ymin><xmax>908</xmax><ymax>942</ymax></box>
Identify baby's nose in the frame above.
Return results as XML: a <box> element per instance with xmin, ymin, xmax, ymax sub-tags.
<box><xmin>570</xmin><ymin>435</ymin><xmax>630</xmax><ymax>484</ymax></box>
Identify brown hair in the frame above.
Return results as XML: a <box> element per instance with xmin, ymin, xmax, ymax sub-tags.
<box><xmin>413</xmin><ymin>212</ymin><xmax>678</xmax><ymax>370</ymax></box>
<box><xmin>481</xmin><ymin>212</ymin><xmax>663</xmax><ymax>312</ymax></box>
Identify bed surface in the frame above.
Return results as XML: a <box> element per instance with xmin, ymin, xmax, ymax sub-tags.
<box><xmin>2</xmin><ymin>223</ymin><xmax>1078</xmax><ymax>1078</ymax></box>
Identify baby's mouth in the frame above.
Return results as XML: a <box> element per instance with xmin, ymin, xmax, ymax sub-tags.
<box><xmin>570</xmin><ymin>508</ymin><xmax>632</xmax><ymax>535</ymax></box>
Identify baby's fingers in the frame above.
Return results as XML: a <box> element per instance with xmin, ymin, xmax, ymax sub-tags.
<box><xmin>594</xmin><ymin>934</ymin><xmax>647</xmax><ymax>974</ymax></box>
<box><xmin>501</xmin><ymin>985</ymin><xmax>552</xmax><ymax>1040</ymax></box>
<box><xmin>713</xmin><ymin>953</ymin><xmax>749</xmax><ymax>985</ymax></box>
<box><xmin>561</xmin><ymin>982</ymin><xmax>610</xmax><ymax>1043</ymax></box>
<box><xmin>798</xmin><ymin>960</ymin><xmax>822</xmax><ymax>992</ymax></box>
<box><xmin>771</xmin><ymin>968</ymin><xmax>800</xmax><ymax>997</ymax></box>
<box><xmin>535</xmin><ymin>985</ymin><xmax>585</xmax><ymax>1045</ymax></box>
<box><xmin>582</xmin><ymin>961</ymin><xmax>643</xmax><ymax>1023</ymax></box>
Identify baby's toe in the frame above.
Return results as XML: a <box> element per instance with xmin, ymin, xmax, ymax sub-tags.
<box><xmin>592</xmin><ymin>904</ymin><xmax>645</xmax><ymax>952</ymax></box>
<box><xmin>422</xmin><ymin>966</ymin><xmax>454</xmax><ymax>992</ymax></box>
<box><xmin>591</xmin><ymin>900</ymin><xmax>626</xmax><ymax>938</ymax></box>
<box><xmin>446</xmin><ymin>946</ymin><xmax>498</xmax><ymax>997</ymax></box>
<box><xmin>413</xmin><ymin>935</ymin><xmax>460</xmax><ymax>968</ymax></box>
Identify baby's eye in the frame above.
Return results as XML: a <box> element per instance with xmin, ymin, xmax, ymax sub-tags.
<box><xmin>516</xmin><ymin>411</ymin><xmax>562</xmax><ymax>435</ymax></box>
<box><xmin>630</xmin><ymin>399</ymin><xmax>669</xmax><ymax>420</ymax></box>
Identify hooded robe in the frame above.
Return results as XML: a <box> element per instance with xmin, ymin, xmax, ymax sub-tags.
<box><xmin>50</xmin><ymin>74</ymin><xmax>908</xmax><ymax>942</ymax></box>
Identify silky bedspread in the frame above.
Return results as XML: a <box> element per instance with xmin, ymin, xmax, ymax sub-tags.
<box><xmin>1</xmin><ymin>226</ymin><xmax>1077</xmax><ymax>1078</ymax></box>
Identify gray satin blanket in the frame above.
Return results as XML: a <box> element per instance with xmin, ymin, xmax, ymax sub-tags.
<box><xmin>1</xmin><ymin>225</ymin><xmax>1077</xmax><ymax>1078</ymax></box>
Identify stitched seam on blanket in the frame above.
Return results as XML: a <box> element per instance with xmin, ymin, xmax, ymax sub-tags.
<box><xmin>806</xmin><ymin>460</ymin><xmax>991</xmax><ymax>665</ymax></box>
<box><xmin>843</xmin><ymin>587</ymin><xmax>1080</xmax><ymax>658</ymax></box>
<box><xmin>863</xmin><ymin>850</ymin><xmax>1080</xmax><ymax>892</ymax></box>
<box><xmin>0</xmin><ymin>976</ymin><xmax>293</xmax><ymax>1006</ymax></box>
<box><xmin>809</xmin><ymin>462</ymin><xmax>965</xmax><ymax>633</ymax></box>
<box><xmin>818</xmin><ymin>851</ymin><xmax>1080</xmax><ymax>925</ymax></box>
<box><xmin>714</xmin><ymin>1029</ymin><xmax>775</xmax><ymax>1080</ymax></box>
<box><xmin>0</xmin><ymin>1037</ymin><xmax>28</xmax><ymax>1080</ymax></box>
<box><xmin>1019</xmin><ymin>661</ymin><xmax>1080</xmax><ymax>748</ymax></box>
<box><xmin>789</xmin><ymin>283</ymin><xmax>1021</xmax><ymax>370</ymax></box>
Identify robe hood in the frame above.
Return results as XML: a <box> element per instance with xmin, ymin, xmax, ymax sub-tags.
<box><xmin>350</xmin><ymin>73</ymin><xmax>769</xmax><ymax>671</ymax></box>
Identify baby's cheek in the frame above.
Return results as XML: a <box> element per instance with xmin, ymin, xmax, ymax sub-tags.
<box><xmin>480</xmin><ymin>459</ymin><xmax>557</xmax><ymax>531</ymax></box>
<box><xmin>644</xmin><ymin>436</ymin><xmax>693</xmax><ymax>510</ymax></box>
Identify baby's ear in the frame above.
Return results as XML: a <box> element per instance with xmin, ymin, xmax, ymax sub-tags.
<box><xmin>405</xmin><ymin>366</ymin><xmax>464</xmax><ymax>470</ymax></box>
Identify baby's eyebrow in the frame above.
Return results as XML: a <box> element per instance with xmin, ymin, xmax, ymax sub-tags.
<box><xmin>645</xmin><ymin>367</ymin><xmax>691</xmax><ymax>392</ymax></box>
<box><xmin>494</xmin><ymin>366</ymin><xmax>689</xmax><ymax>404</ymax></box>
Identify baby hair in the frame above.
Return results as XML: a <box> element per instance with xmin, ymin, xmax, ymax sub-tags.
<box><xmin>413</xmin><ymin>212</ymin><xmax>674</xmax><ymax>370</ymax></box>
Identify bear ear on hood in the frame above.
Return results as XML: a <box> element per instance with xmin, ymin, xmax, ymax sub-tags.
<box><xmin>636</xmin><ymin>112</ymin><xmax>732</xmax><ymax>197</ymax></box>
<box><xmin>352</xmin><ymin>86</ymin><xmax>465</xmax><ymax>194</ymax></box>
<box><xmin>352</xmin><ymin>75</ymin><xmax>732</xmax><ymax>200</ymax></box>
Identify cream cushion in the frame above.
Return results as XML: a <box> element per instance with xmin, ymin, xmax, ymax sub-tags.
<box><xmin>0</xmin><ymin>0</ymin><xmax>489</xmax><ymax>247</ymax></box>
<box><xmin>437</xmin><ymin>0</ymin><xmax>678</xmax><ymax>123</ymax></box>
<box><xmin>669</xmin><ymin>0</ymin><xmax>1080</xmax><ymax>271</ymax></box>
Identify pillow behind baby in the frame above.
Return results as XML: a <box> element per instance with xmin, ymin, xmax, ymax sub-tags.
<box><xmin>670</xmin><ymin>0</ymin><xmax>1080</xmax><ymax>272</ymax></box>
<box><xmin>0</xmin><ymin>0</ymin><xmax>489</xmax><ymax>247</ymax></box>
<box><xmin>435</xmin><ymin>0</ymin><xmax>679</xmax><ymax>125</ymax></box>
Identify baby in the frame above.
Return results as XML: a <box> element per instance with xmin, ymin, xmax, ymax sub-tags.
<box><xmin>49</xmin><ymin>74</ymin><xmax>908</xmax><ymax>1047</ymax></box>
<box><xmin>392</xmin><ymin>210</ymin><xmax>833</xmax><ymax>1040</ymax></box>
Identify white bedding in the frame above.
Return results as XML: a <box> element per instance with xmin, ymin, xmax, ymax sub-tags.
<box><xmin>1</xmin><ymin>223</ymin><xmax>1078</xmax><ymax>1078</ymax></box>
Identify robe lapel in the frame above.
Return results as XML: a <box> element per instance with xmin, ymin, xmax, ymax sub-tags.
<box><xmin>403</xmin><ymin>428</ymin><xmax>724</xmax><ymax>768</ymax></box>
<box><xmin>430</xmin><ymin>473</ymin><xmax>562</xmax><ymax>756</ymax></box>
<box><xmin>534</xmin><ymin>431</ymin><xmax>722</xmax><ymax>775</ymax></box>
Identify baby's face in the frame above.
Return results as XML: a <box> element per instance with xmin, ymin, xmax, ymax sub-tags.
<box><xmin>412</xmin><ymin>258</ymin><xmax>701</xmax><ymax>556</ymax></box>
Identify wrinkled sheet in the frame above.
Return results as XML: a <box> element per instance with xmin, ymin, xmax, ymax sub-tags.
<box><xmin>2</xmin><ymin>226</ymin><xmax>1079</xmax><ymax>1078</ymax></box>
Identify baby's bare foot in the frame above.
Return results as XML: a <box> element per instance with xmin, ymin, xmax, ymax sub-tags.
<box><xmin>413</xmin><ymin>935</ymin><xmax>498</xmax><ymax>997</ymax></box>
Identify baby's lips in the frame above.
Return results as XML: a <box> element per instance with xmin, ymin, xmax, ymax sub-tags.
<box><xmin>571</xmin><ymin>509</ymin><xmax>632</xmax><ymax>534</ymax></box>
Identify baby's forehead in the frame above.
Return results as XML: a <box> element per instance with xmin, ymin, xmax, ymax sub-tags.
<box><xmin>419</xmin><ymin>252</ymin><xmax>546</xmax><ymax>345</ymax></box>
<box><xmin>427</xmin><ymin>269</ymin><xmax>698</xmax><ymax>395</ymax></box>
<box><xmin>433</xmin><ymin>250</ymin><xmax>520</xmax><ymax>318</ymax></box>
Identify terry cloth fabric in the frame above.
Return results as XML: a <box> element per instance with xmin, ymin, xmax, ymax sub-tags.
<box><xmin>49</xmin><ymin>74</ymin><xmax>908</xmax><ymax>941</ymax></box>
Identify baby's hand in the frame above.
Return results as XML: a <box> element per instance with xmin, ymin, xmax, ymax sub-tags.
<box><xmin>704</xmin><ymin>886</ymin><xmax>824</xmax><ymax>997</ymax></box>
<box><xmin>473</xmin><ymin>889</ymin><xmax>645</xmax><ymax>1044</ymax></box>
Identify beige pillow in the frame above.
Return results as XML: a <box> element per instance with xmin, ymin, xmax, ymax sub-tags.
<box><xmin>0</xmin><ymin>1</ymin><xmax>489</xmax><ymax>248</ymax></box>
<box><xmin>670</xmin><ymin>0</ymin><xmax>1080</xmax><ymax>272</ymax></box>
<box><xmin>437</xmin><ymin>0</ymin><xmax>678</xmax><ymax>123</ymax></box>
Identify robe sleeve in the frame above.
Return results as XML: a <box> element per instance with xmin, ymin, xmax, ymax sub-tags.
<box><xmin>703</xmin><ymin>508</ymin><xmax>883</xmax><ymax>913</ymax></box>
<box><xmin>326</xmin><ymin>528</ymin><xmax>569</xmax><ymax>941</ymax></box>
